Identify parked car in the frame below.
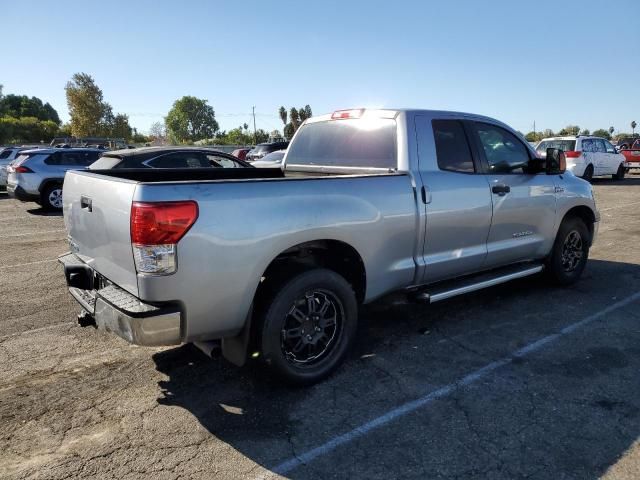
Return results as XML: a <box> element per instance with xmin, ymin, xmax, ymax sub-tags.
<box><xmin>535</xmin><ymin>136</ymin><xmax>627</xmax><ymax>181</ymax></box>
<box><xmin>6</xmin><ymin>148</ymin><xmax>102</xmax><ymax>210</ymax></box>
<box><xmin>618</xmin><ymin>139</ymin><xmax>640</xmax><ymax>172</ymax></box>
<box><xmin>0</xmin><ymin>147</ymin><xmax>30</xmax><ymax>190</ymax></box>
<box><xmin>245</xmin><ymin>141</ymin><xmax>289</xmax><ymax>161</ymax></box>
<box><xmin>60</xmin><ymin>108</ymin><xmax>598</xmax><ymax>385</ymax></box>
<box><xmin>614</xmin><ymin>137</ymin><xmax>638</xmax><ymax>150</ymax></box>
<box><xmin>251</xmin><ymin>149</ymin><xmax>286</xmax><ymax>168</ymax></box>
<box><xmin>231</xmin><ymin>148</ymin><xmax>251</xmax><ymax>160</ymax></box>
<box><xmin>87</xmin><ymin>146</ymin><xmax>252</xmax><ymax>170</ymax></box>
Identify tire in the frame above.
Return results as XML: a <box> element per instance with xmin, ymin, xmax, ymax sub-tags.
<box><xmin>258</xmin><ymin>268</ymin><xmax>357</xmax><ymax>385</ymax></box>
<box><xmin>582</xmin><ymin>164</ymin><xmax>594</xmax><ymax>182</ymax></box>
<box><xmin>613</xmin><ymin>163</ymin><xmax>625</xmax><ymax>180</ymax></box>
<box><xmin>546</xmin><ymin>216</ymin><xmax>590</xmax><ymax>285</ymax></box>
<box><xmin>41</xmin><ymin>184</ymin><xmax>63</xmax><ymax>211</ymax></box>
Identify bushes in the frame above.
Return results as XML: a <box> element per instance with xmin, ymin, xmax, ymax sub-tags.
<box><xmin>0</xmin><ymin>116</ymin><xmax>59</xmax><ymax>144</ymax></box>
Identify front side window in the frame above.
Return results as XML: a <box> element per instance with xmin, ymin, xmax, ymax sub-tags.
<box><xmin>603</xmin><ymin>140</ymin><xmax>616</xmax><ymax>153</ymax></box>
<box><xmin>594</xmin><ymin>139</ymin><xmax>607</xmax><ymax>153</ymax></box>
<box><xmin>432</xmin><ymin>120</ymin><xmax>475</xmax><ymax>173</ymax></box>
<box><xmin>472</xmin><ymin>122</ymin><xmax>530</xmax><ymax>173</ymax></box>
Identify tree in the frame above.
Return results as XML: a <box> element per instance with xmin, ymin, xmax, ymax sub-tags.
<box><xmin>0</xmin><ymin>94</ymin><xmax>60</xmax><ymax>124</ymax></box>
<box><xmin>110</xmin><ymin>113</ymin><xmax>132</xmax><ymax>139</ymax></box>
<box><xmin>632</xmin><ymin>121</ymin><xmax>637</xmax><ymax>136</ymax></box>
<box><xmin>558</xmin><ymin>125</ymin><xmax>580</xmax><ymax>136</ymax></box>
<box><xmin>580</xmin><ymin>129</ymin><xmax>590</xmax><ymax>135</ymax></box>
<box><xmin>278</xmin><ymin>106</ymin><xmax>287</xmax><ymax>128</ymax></box>
<box><xmin>525</xmin><ymin>131</ymin><xmax>543</xmax><ymax>142</ymax></box>
<box><xmin>165</xmin><ymin>96</ymin><xmax>219</xmax><ymax>143</ymax></box>
<box><xmin>592</xmin><ymin>129</ymin><xmax>611</xmax><ymax>140</ymax></box>
<box><xmin>148</xmin><ymin>121</ymin><xmax>166</xmax><ymax>143</ymax></box>
<box><xmin>65</xmin><ymin>73</ymin><xmax>111</xmax><ymax>137</ymax></box>
<box><xmin>289</xmin><ymin>107</ymin><xmax>300</xmax><ymax>131</ymax></box>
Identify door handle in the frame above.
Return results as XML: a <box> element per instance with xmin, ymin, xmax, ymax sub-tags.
<box><xmin>421</xmin><ymin>185</ymin><xmax>431</xmax><ymax>204</ymax></box>
<box><xmin>80</xmin><ymin>196</ymin><xmax>92</xmax><ymax>212</ymax></box>
<box><xmin>491</xmin><ymin>184</ymin><xmax>511</xmax><ymax>196</ymax></box>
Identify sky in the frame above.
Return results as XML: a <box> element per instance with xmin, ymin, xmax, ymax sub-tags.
<box><xmin>2</xmin><ymin>0</ymin><xmax>639</xmax><ymax>136</ymax></box>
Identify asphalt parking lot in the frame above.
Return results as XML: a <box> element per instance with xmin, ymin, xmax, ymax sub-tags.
<box><xmin>1</xmin><ymin>176</ymin><xmax>640</xmax><ymax>480</ymax></box>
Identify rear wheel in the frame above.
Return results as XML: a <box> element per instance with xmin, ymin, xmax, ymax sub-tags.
<box><xmin>613</xmin><ymin>163</ymin><xmax>625</xmax><ymax>180</ymax></box>
<box><xmin>546</xmin><ymin>216</ymin><xmax>590</xmax><ymax>285</ymax></box>
<box><xmin>258</xmin><ymin>268</ymin><xmax>357</xmax><ymax>385</ymax></box>
<box><xmin>41</xmin><ymin>184</ymin><xmax>63</xmax><ymax>211</ymax></box>
<box><xmin>582</xmin><ymin>164</ymin><xmax>594</xmax><ymax>182</ymax></box>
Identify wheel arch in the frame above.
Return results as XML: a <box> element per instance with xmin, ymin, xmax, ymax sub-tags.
<box><xmin>560</xmin><ymin>205</ymin><xmax>596</xmax><ymax>245</ymax></box>
<box><xmin>39</xmin><ymin>178</ymin><xmax>64</xmax><ymax>194</ymax></box>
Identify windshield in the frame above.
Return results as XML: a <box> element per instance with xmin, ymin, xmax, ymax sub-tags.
<box><xmin>261</xmin><ymin>150</ymin><xmax>285</xmax><ymax>163</ymax></box>
<box><xmin>536</xmin><ymin>140</ymin><xmax>576</xmax><ymax>152</ymax></box>
<box><xmin>286</xmin><ymin>118</ymin><xmax>397</xmax><ymax>169</ymax></box>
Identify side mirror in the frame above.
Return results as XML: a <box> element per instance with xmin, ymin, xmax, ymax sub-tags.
<box><xmin>546</xmin><ymin>148</ymin><xmax>566</xmax><ymax>175</ymax></box>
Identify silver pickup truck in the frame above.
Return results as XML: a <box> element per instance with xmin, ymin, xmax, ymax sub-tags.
<box><xmin>60</xmin><ymin>108</ymin><xmax>599</xmax><ymax>384</ymax></box>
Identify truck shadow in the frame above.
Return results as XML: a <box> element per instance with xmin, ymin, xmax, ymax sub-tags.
<box><xmin>592</xmin><ymin>176</ymin><xmax>640</xmax><ymax>186</ymax></box>
<box><xmin>152</xmin><ymin>258</ymin><xmax>640</xmax><ymax>478</ymax></box>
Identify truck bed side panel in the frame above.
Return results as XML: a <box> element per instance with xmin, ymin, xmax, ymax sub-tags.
<box><xmin>134</xmin><ymin>174</ymin><xmax>418</xmax><ymax>341</ymax></box>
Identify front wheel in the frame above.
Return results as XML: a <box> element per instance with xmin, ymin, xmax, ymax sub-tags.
<box><xmin>546</xmin><ymin>217</ymin><xmax>590</xmax><ymax>285</ymax></box>
<box><xmin>41</xmin><ymin>184</ymin><xmax>63</xmax><ymax>211</ymax></box>
<box><xmin>258</xmin><ymin>268</ymin><xmax>358</xmax><ymax>385</ymax></box>
<box><xmin>613</xmin><ymin>163</ymin><xmax>625</xmax><ymax>180</ymax></box>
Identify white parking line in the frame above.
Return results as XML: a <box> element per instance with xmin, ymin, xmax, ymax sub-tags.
<box><xmin>0</xmin><ymin>322</ymin><xmax>74</xmax><ymax>341</ymax></box>
<box><xmin>0</xmin><ymin>259</ymin><xmax>58</xmax><ymax>270</ymax></box>
<box><xmin>258</xmin><ymin>291</ymin><xmax>640</xmax><ymax>478</ymax></box>
<box><xmin>0</xmin><ymin>229</ymin><xmax>65</xmax><ymax>238</ymax></box>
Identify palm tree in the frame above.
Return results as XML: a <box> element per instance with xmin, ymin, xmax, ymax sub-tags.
<box><xmin>609</xmin><ymin>126</ymin><xmax>614</xmax><ymax>136</ymax></box>
<box><xmin>278</xmin><ymin>106</ymin><xmax>287</xmax><ymax>129</ymax></box>
<box><xmin>632</xmin><ymin>121</ymin><xmax>637</xmax><ymax>137</ymax></box>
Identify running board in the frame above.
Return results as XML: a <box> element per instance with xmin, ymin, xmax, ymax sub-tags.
<box><xmin>413</xmin><ymin>264</ymin><xmax>544</xmax><ymax>304</ymax></box>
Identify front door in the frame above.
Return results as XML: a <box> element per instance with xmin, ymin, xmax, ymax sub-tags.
<box><xmin>468</xmin><ymin>121</ymin><xmax>557</xmax><ymax>267</ymax></box>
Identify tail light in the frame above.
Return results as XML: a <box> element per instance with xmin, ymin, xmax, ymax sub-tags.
<box><xmin>13</xmin><ymin>166</ymin><xmax>33</xmax><ymax>173</ymax></box>
<box><xmin>565</xmin><ymin>151</ymin><xmax>581</xmax><ymax>158</ymax></box>
<box><xmin>130</xmin><ymin>201</ymin><xmax>198</xmax><ymax>274</ymax></box>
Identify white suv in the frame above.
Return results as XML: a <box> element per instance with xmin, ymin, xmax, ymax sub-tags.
<box><xmin>536</xmin><ymin>136</ymin><xmax>627</xmax><ymax>181</ymax></box>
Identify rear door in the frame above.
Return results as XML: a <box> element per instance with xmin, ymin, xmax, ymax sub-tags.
<box><xmin>63</xmin><ymin>171</ymin><xmax>139</xmax><ymax>295</ymax></box>
<box><xmin>468</xmin><ymin>121</ymin><xmax>557</xmax><ymax>266</ymax></box>
<box><xmin>415</xmin><ymin>116</ymin><xmax>493</xmax><ymax>283</ymax></box>
<box><xmin>580</xmin><ymin>139</ymin><xmax>598</xmax><ymax>174</ymax></box>
<box><xmin>593</xmin><ymin>138</ymin><xmax>610</xmax><ymax>174</ymax></box>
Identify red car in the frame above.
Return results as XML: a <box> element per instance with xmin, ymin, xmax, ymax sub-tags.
<box><xmin>619</xmin><ymin>139</ymin><xmax>640</xmax><ymax>172</ymax></box>
<box><xmin>231</xmin><ymin>148</ymin><xmax>251</xmax><ymax>160</ymax></box>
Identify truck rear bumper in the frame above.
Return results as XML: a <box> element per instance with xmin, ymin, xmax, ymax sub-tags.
<box><xmin>59</xmin><ymin>253</ymin><xmax>182</xmax><ymax>346</ymax></box>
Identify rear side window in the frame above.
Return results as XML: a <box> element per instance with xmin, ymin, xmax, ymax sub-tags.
<box><xmin>206</xmin><ymin>154</ymin><xmax>243</xmax><ymax>168</ymax></box>
<box><xmin>472</xmin><ymin>122</ymin><xmax>530</xmax><ymax>173</ymax></box>
<box><xmin>286</xmin><ymin>118</ymin><xmax>396</xmax><ymax>169</ymax></box>
<box><xmin>432</xmin><ymin>120</ymin><xmax>475</xmax><ymax>173</ymax></box>
<box><xmin>88</xmin><ymin>155</ymin><xmax>122</xmax><ymax>169</ymax></box>
<box><xmin>581</xmin><ymin>139</ymin><xmax>595</xmax><ymax>152</ymax></box>
<box><xmin>147</xmin><ymin>152</ymin><xmax>209</xmax><ymax>168</ymax></box>
<box><xmin>46</xmin><ymin>151</ymin><xmax>98</xmax><ymax>166</ymax></box>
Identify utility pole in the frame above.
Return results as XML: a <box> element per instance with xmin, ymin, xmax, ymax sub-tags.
<box><xmin>252</xmin><ymin>106</ymin><xmax>257</xmax><ymax>145</ymax></box>
<box><xmin>533</xmin><ymin>120</ymin><xmax>536</xmax><ymax>139</ymax></box>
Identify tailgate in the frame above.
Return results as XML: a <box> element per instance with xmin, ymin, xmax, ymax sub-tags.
<box><xmin>63</xmin><ymin>171</ymin><xmax>139</xmax><ymax>295</ymax></box>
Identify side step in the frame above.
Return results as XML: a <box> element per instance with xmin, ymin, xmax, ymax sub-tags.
<box><xmin>412</xmin><ymin>264</ymin><xmax>544</xmax><ymax>304</ymax></box>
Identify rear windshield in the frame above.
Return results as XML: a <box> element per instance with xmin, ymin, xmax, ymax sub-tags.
<box><xmin>536</xmin><ymin>140</ymin><xmax>576</xmax><ymax>153</ymax></box>
<box><xmin>286</xmin><ymin>118</ymin><xmax>397</xmax><ymax>169</ymax></box>
<box><xmin>88</xmin><ymin>155</ymin><xmax>122</xmax><ymax>170</ymax></box>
